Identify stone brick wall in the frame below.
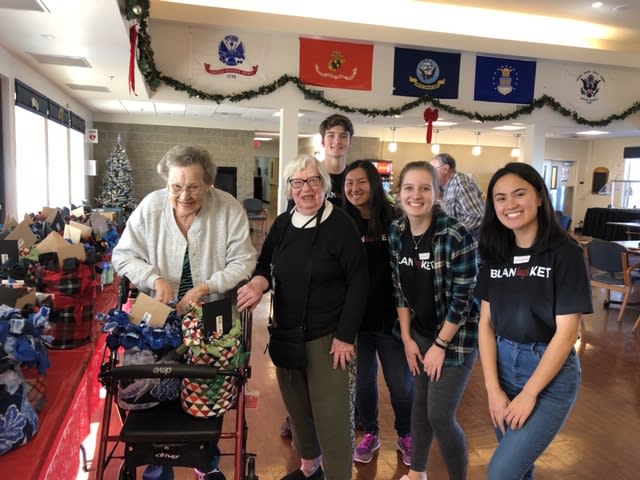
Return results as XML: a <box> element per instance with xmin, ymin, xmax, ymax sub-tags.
<box><xmin>91</xmin><ymin>122</ymin><xmax>381</xmax><ymax>207</ymax></box>
<box><xmin>92</xmin><ymin>123</ymin><xmax>258</xmax><ymax>204</ymax></box>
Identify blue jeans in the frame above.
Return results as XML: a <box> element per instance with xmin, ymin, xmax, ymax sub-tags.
<box><xmin>355</xmin><ymin>331</ymin><xmax>413</xmax><ymax>436</ymax></box>
<box><xmin>488</xmin><ymin>337</ymin><xmax>581</xmax><ymax>480</ymax></box>
<box><xmin>410</xmin><ymin>330</ymin><xmax>477</xmax><ymax>479</ymax></box>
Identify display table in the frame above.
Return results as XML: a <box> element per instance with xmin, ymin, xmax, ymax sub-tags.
<box><xmin>582</xmin><ymin>207</ymin><xmax>640</xmax><ymax>240</ymax></box>
<box><xmin>0</xmin><ymin>332</ymin><xmax>106</xmax><ymax>479</ymax></box>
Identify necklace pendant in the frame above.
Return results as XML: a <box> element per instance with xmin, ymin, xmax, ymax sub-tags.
<box><xmin>412</xmin><ymin>232</ymin><xmax>426</xmax><ymax>251</ymax></box>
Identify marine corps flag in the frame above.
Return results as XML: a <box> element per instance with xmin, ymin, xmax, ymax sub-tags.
<box><xmin>299</xmin><ymin>38</ymin><xmax>374</xmax><ymax>90</ymax></box>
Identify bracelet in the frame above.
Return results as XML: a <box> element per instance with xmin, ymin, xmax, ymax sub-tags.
<box><xmin>436</xmin><ymin>334</ymin><xmax>450</xmax><ymax>346</ymax></box>
<box><xmin>433</xmin><ymin>339</ymin><xmax>448</xmax><ymax>350</ymax></box>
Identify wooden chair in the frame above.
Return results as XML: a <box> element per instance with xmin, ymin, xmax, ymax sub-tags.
<box><xmin>243</xmin><ymin>198</ymin><xmax>267</xmax><ymax>233</ymax></box>
<box><xmin>583</xmin><ymin>238</ymin><xmax>640</xmax><ymax>324</ymax></box>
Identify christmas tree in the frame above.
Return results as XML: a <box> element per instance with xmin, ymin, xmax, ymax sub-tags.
<box><xmin>95</xmin><ymin>135</ymin><xmax>138</xmax><ymax>217</ymax></box>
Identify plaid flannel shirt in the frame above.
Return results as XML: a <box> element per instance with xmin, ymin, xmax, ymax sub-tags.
<box><xmin>442</xmin><ymin>171</ymin><xmax>484</xmax><ymax>233</ymax></box>
<box><xmin>389</xmin><ymin>213</ymin><xmax>479</xmax><ymax>366</ymax></box>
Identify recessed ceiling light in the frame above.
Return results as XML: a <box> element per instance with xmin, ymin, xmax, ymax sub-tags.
<box><xmin>591</xmin><ymin>2</ymin><xmax>603</xmax><ymax>9</ymax></box>
<box><xmin>493</xmin><ymin>125</ymin><xmax>526</xmax><ymax>131</ymax></box>
<box><xmin>272</xmin><ymin>111</ymin><xmax>304</xmax><ymax>117</ymax></box>
<box><xmin>576</xmin><ymin>130</ymin><xmax>609</xmax><ymax>135</ymax></box>
<box><xmin>67</xmin><ymin>84</ymin><xmax>110</xmax><ymax>92</ymax></box>
<box><xmin>40</xmin><ymin>34</ymin><xmax>55</xmax><ymax>40</ymax></box>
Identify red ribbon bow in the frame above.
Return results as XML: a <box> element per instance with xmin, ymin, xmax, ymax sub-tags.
<box><xmin>423</xmin><ymin>108</ymin><xmax>439</xmax><ymax>144</ymax></box>
<box><xmin>129</xmin><ymin>24</ymin><xmax>138</xmax><ymax>96</ymax></box>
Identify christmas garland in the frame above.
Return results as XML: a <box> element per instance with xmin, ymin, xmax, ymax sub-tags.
<box><xmin>126</xmin><ymin>0</ymin><xmax>640</xmax><ymax>128</ymax></box>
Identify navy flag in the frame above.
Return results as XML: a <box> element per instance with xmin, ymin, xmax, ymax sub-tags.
<box><xmin>474</xmin><ymin>56</ymin><xmax>537</xmax><ymax>104</ymax></box>
<box><xmin>393</xmin><ymin>47</ymin><xmax>461</xmax><ymax>98</ymax></box>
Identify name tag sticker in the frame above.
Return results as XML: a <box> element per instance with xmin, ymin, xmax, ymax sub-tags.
<box><xmin>419</xmin><ymin>252</ymin><xmax>430</xmax><ymax>260</ymax></box>
<box><xmin>513</xmin><ymin>255</ymin><xmax>530</xmax><ymax>264</ymax></box>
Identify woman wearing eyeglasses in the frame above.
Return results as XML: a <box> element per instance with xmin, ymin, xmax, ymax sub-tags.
<box><xmin>237</xmin><ymin>154</ymin><xmax>368</xmax><ymax>480</ymax></box>
<box><xmin>112</xmin><ymin>144</ymin><xmax>257</xmax><ymax>480</ymax></box>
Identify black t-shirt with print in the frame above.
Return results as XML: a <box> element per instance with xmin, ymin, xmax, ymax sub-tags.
<box><xmin>398</xmin><ymin>225</ymin><xmax>438</xmax><ymax>338</ymax></box>
<box><xmin>475</xmin><ymin>237</ymin><xmax>593</xmax><ymax>343</ymax></box>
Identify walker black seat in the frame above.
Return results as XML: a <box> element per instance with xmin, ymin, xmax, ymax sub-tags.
<box><xmin>120</xmin><ymin>401</ymin><xmax>223</xmax><ymax>443</ymax></box>
<box><xmin>120</xmin><ymin>401</ymin><xmax>223</xmax><ymax>472</ymax></box>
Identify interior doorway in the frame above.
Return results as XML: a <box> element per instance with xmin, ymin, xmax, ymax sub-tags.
<box><xmin>255</xmin><ymin>156</ymin><xmax>276</xmax><ymax>203</ymax></box>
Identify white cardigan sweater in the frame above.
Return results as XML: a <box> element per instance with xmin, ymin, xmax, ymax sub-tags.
<box><xmin>112</xmin><ymin>188</ymin><xmax>257</xmax><ymax>300</ymax></box>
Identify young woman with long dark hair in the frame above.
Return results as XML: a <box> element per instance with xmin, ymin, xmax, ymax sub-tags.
<box><xmin>343</xmin><ymin>160</ymin><xmax>414</xmax><ymax>467</ymax></box>
<box><xmin>476</xmin><ymin>162</ymin><xmax>592</xmax><ymax>479</ymax></box>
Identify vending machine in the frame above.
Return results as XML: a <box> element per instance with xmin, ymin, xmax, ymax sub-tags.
<box><xmin>372</xmin><ymin>160</ymin><xmax>393</xmax><ymax>193</ymax></box>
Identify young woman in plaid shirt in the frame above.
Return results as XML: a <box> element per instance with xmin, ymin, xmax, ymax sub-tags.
<box><xmin>389</xmin><ymin>161</ymin><xmax>479</xmax><ymax>480</ymax></box>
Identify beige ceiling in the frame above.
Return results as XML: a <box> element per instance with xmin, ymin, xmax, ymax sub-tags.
<box><xmin>0</xmin><ymin>0</ymin><xmax>639</xmax><ymax>143</ymax></box>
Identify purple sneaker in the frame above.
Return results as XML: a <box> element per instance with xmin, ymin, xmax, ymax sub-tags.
<box><xmin>353</xmin><ymin>432</ymin><xmax>381</xmax><ymax>463</ymax></box>
<box><xmin>396</xmin><ymin>433</ymin><xmax>413</xmax><ymax>467</ymax></box>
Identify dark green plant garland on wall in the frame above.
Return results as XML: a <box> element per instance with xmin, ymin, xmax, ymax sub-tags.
<box><xmin>127</xmin><ymin>0</ymin><xmax>640</xmax><ymax>128</ymax></box>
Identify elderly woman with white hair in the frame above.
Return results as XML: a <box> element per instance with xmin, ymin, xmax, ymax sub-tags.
<box><xmin>112</xmin><ymin>144</ymin><xmax>257</xmax><ymax>480</ymax></box>
<box><xmin>237</xmin><ymin>154</ymin><xmax>368</xmax><ymax>480</ymax></box>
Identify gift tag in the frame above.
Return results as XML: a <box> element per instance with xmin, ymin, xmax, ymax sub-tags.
<box><xmin>129</xmin><ymin>292</ymin><xmax>172</xmax><ymax>328</ymax></box>
<box><xmin>0</xmin><ymin>240</ymin><xmax>20</xmax><ymax>264</ymax></box>
<box><xmin>202</xmin><ymin>297</ymin><xmax>232</xmax><ymax>335</ymax></box>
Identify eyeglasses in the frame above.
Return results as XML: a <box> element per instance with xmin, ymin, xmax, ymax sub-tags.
<box><xmin>168</xmin><ymin>183</ymin><xmax>205</xmax><ymax>195</ymax></box>
<box><xmin>288</xmin><ymin>176</ymin><xmax>322</xmax><ymax>189</ymax></box>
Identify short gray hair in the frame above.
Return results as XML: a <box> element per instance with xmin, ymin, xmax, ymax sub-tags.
<box><xmin>433</xmin><ymin>152</ymin><xmax>456</xmax><ymax>171</ymax></box>
<box><xmin>283</xmin><ymin>154</ymin><xmax>332</xmax><ymax>199</ymax></box>
<box><xmin>156</xmin><ymin>145</ymin><xmax>218</xmax><ymax>185</ymax></box>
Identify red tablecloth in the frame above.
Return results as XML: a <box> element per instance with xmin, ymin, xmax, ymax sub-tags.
<box><xmin>0</xmin><ymin>333</ymin><xmax>106</xmax><ymax>479</ymax></box>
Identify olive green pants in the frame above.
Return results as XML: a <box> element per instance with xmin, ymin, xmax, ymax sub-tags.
<box><xmin>276</xmin><ymin>333</ymin><xmax>354</xmax><ymax>480</ymax></box>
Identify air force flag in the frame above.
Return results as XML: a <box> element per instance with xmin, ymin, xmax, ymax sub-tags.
<box><xmin>474</xmin><ymin>56</ymin><xmax>537</xmax><ymax>104</ymax></box>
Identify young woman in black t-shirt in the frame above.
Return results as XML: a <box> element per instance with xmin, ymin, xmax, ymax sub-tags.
<box><xmin>476</xmin><ymin>162</ymin><xmax>593</xmax><ymax>480</ymax></box>
<box><xmin>343</xmin><ymin>160</ymin><xmax>414</xmax><ymax>467</ymax></box>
